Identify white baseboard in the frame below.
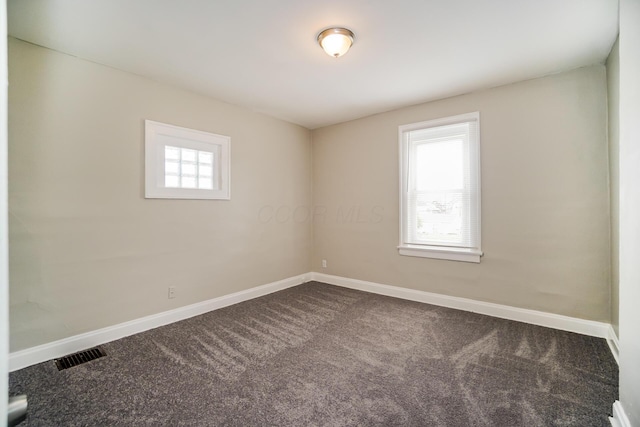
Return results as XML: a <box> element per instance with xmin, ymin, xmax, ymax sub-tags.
<box><xmin>610</xmin><ymin>401</ymin><xmax>632</xmax><ymax>427</ymax></box>
<box><xmin>10</xmin><ymin>271</ymin><xmax>615</xmax><ymax>372</ymax></box>
<box><xmin>9</xmin><ymin>273</ymin><xmax>310</xmax><ymax>372</ymax></box>
<box><xmin>311</xmin><ymin>272</ymin><xmax>611</xmax><ymax>339</ymax></box>
<box><xmin>607</xmin><ymin>325</ymin><xmax>620</xmax><ymax>365</ymax></box>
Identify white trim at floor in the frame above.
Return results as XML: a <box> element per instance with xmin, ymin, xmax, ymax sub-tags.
<box><xmin>9</xmin><ymin>273</ymin><xmax>310</xmax><ymax>372</ymax></box>
<box><xmin>610</xmin><ymin>401</ymin><xmax>632</xmax><ymax>427</ymax></box>
<box><xmin>311</xmin><ymin>272</ymin><xmax>612</xmax><ymax>339</ymax></box>
<box><xmin>607</xmin><ymin>325</ymin><xmax>620</xmax><ymax>364</ymax></box>
<box><xmin>10</xmin><ymin>272</ymin><xmax>616</xmax><ymax>372</ymax></box>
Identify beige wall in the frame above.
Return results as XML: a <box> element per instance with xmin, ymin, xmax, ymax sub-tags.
<box><xmin>313</xmin><ymin>65</ymin><xmax>611</xmax><ymax>321</ymax></box>
<box><xmin>9</xmin><ymin>35</ymin><xmax>615</xmax><ymax>355</ymax></box>
<box><xmin>8</xmin><ymin>38</ymin><xmax>313</xmax><ymax>351</ymax></box>
<box><xmin>606</xmin><ymin>38</ymin><xmax>620</xmax><ymax>337</ymax></box>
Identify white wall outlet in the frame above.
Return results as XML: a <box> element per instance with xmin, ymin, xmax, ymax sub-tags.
<box><xmin>322</xmin><ymin>259</ymin><xmax>327</xmax><ymax>268</ymax></box>
<box><xmin>168</xmin><ymin>286</ymin><xmax>176</xmax><ymax>299</ymax></box>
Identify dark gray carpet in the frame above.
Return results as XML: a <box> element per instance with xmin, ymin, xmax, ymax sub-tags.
<box><xmin>9</xmin><ymin>281</ymin><xmax>618</xmax><ymax>426</ymax></box>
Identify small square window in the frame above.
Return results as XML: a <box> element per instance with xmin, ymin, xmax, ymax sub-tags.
<box><xmin>145</xmin><ymin>120</ymin><xmax>230</xmax><ymax>200</ymax></box>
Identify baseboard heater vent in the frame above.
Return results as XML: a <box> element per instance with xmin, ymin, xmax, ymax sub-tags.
<box><xmin>54</xmin><ymin>347</ymin><xmax>106</xmax><ymax>371</ymax></box>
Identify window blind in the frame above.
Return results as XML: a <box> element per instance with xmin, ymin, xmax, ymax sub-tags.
<box><xmin>403</xmin><ymin>118</ymin><xmax>480</xmax><ymax>250</ymax></box>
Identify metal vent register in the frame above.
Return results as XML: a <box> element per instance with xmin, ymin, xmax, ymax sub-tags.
<box><xmin>55</xmin><ymin>347</ymin><xmax>106</xmax><ymax>370</ymax></box>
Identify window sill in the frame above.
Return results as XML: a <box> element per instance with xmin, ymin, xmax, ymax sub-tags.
<box><xmin>398</xmin><ymin>245</ymin><xmax>483</xmax><ymax>263</ymax></box>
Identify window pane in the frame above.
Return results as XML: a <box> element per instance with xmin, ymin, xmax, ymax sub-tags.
<box><xmin>181</xmin><ymin>148</ymin><xmax>197</xmax><ymax>162</ymax></box>
<box><xmin>415</xmin><ymin>140</ymin><xmax>463</xmax><ymax>191</ymax></box>
<box><xmin>198</xmin><ymin>165</ymin><xmax>213</xmax><ymax>177</ymax></box>
<box><xmin>198</xmin><ymin>152</ymin><xmax>213</xmax><ymax>164</ymax></box>
<box><xmin>181</xmin><ymin>163</ymin><xmax>196</xmax><ymax>176</ymax></box>
<box><xmin>164</xmin><ymin>147</ymin><xmax>217</xmax><ymax>189</ymax></box>
<box><xmin>165</xmin><ymin>175</ymin><xmax>179</xmax><ymax>188</ymax></box>
<box><xmin>198</xmin><ymin>177</ymin><xmax>213</xmax><ymax>189</ymax></box>
<box><xmin>165</xmin><ymin>160</ymin><xmax>179</xmax><ymax>175</ymax></box>
<box><xmin>165</xmin><ymin>146</ymin><xmax>180</xmax><ymax>160</ymax></box>
<box><xmin>182</xmin><ymin>176</ymin><xmax>196</xmax><ymax>188</ymax></box>
<box><xmin>415</xmin><ymin>191</ymin><xmax>463</xmax><ymax>243</ymax></box>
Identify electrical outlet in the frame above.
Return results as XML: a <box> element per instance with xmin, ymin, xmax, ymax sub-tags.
<box><xmin>168</xmin><ymin>286</ymin><xmax>176</xmax><ymax>299</ymax></box>
<box><xmin>322</xmin><ymin>259</ymin><xmax>327</xmax><ymax>268</ymax></box>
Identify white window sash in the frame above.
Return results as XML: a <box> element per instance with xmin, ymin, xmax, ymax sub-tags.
<box><xmin>145</xmin><ymin>120</ymin><xmax>230</xmax><ymax>200</ymax></box>
<box><xmin>398</xmin><ymin>112</ymin><xmax>482</xmax><ymax>262</ymax></box>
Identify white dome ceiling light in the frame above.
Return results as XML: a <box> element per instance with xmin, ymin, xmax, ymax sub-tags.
<box><xmin>317</xmin><ymin>27</ymin><xmax>355</xmax><ymax>58</ymax></box>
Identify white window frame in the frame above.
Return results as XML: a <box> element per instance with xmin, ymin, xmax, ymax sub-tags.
<box><xmin>398</xmin><ymin>112</ymin><xmax>482</xmax><ymax>263</ymax></box>
<box><xmin>145</xmin><ymin>120</ymin><xmax>230</xmax><ymax>200</ymax></box>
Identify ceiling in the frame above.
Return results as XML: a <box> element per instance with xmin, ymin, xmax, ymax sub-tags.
<box><xmin>7</xmin><ymin>0</ymin><xmax>619</xmax><ymax>129</ymax></box>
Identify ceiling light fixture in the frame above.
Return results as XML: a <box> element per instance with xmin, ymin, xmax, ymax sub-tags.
<box><xmin>317</xmin><ymin>27</ymin><xmax>355</xmax><ymax>58</ymax></box>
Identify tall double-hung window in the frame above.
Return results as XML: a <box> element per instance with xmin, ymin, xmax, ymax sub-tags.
<box><xmin>399</xmin><ymin>112</ymin><xmax>482</xmax><ymax>263</ymax></box>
